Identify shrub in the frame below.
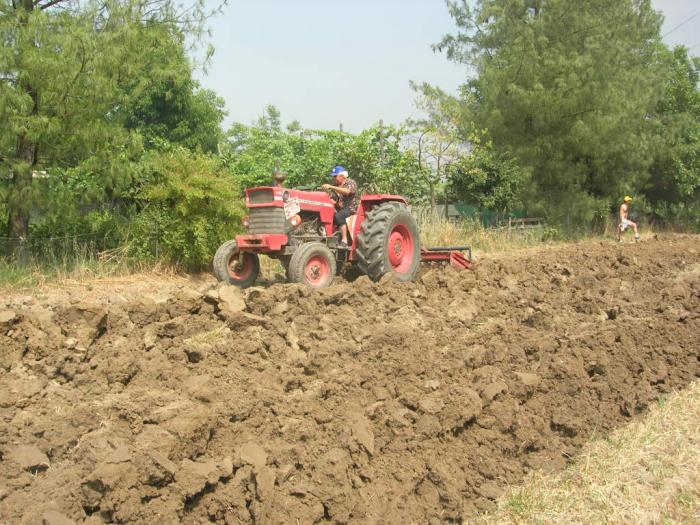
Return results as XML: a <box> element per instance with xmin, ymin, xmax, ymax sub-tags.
<box><xmin>129</xmin><ymin>147</ymin><xmax>245</xmax><ymax>269</ymax></box>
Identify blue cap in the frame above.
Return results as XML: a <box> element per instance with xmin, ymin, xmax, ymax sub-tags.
<box><xmin>330</xmin><ymin>166</ymin><xmax>348</xmax><ymax>177</ymax></box>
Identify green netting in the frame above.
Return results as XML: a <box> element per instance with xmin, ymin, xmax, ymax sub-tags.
<box><xmin>453</xmin><ymin>202</ymin><xmax>526</xmax><ymax>226</ymax></box>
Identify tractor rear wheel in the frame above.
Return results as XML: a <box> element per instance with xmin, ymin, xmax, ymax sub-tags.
<box><xmin>213</xmin><ymin>240</ymin><xmax>260</xmax><ymax>288</ymax></box>
<box><xmin>356</xmin><ymin>202</ymin><xmax>421</xmax><ymax>282</ymax></box>
<box><xmin>288</xmin><ymin>242</ymin><xmax>336</xmax><ymax>288</ymax></box>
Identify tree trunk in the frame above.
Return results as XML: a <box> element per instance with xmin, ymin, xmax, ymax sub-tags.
<box><xmin>8</xmin><ymin>138</ymin><xmax>37</xmax><ymax>240</ymax></box>
<box><xmin>7</xmin><ymin>135</ymin><xmax>37</xmax><ymax>263</ymax></box>
<box><xmin>7</xmin><ymin>0</ymin><xmax>39</xmax><ymax>259</ymax></box>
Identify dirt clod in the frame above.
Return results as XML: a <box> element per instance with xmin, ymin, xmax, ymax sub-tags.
<box><xmin>238</xmin><ymin>443</ymin><xmax>267</xmax><ymax>470</ymax></box>
<box><xmin>0</xmin><ymin>310</ymin><xmax>17</xmax><ymax>325</ymax></box>
<box><xmin>42</xmin><ymin>510</ymin><xmax>77</xmax><ymax>525</ymax></box>
<box><xmin>216</xmin><ymin>285</ymin><xmax>246</xmax><ymax>318</ymax></box>
<box><xmin>7</xmin><ymin>445</ymin><xmax>50</xmax><ymax>472</ymax></box>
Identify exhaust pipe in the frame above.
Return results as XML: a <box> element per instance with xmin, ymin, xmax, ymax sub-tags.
<box><xmin>273</xmin><ymin>167</ymin><xmax>287</xmax><ymax>187</ymax></box>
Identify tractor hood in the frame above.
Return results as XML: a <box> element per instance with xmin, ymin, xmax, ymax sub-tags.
<box><xmin>245</xmin><ymin>186</ymin><xmax>335</xmax><ymax>209</ymax></box>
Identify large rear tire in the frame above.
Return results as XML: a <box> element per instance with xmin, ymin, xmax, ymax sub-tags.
<box><xmin>356</xmin><ymin>202</ymin><xmax>421</xmax><ymax>282</ymax></box>
<box><xmin>213</xmin><ymin>240</ymin><xmax>260</xmax><ymax>288</ymax></box>
<box><xmin>288</xmin><ymin>242</ymin><xmax>336</xmax><ymax>289</ymax></box>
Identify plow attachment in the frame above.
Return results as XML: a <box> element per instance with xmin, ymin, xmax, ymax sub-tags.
<box><xmin>421</xmin><ymin>246</ymin><xmax>474</xmax><ymax>270</ymax></box>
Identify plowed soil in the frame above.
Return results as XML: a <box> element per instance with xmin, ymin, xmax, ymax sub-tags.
<box><xmin>1</xmin><ymin>235</ymin><xmax>699</xmax><ymax>525</ymax></box>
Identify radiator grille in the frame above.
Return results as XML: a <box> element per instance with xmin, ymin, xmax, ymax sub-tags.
<box><xmin>248</xmin><ymin>207</ymin><xmax>288</xmax><ymax>234</ymax></box>
<box><xmin>248</xmin><ymin>189</ymin><xmax>274</xmax><ymax>205</ymax></box>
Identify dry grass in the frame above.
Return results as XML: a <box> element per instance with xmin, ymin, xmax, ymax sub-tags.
<box><xmin>184</xmin><ymin>325</ymin><xmax>231</xmax><ymax>347</ymax></box>
<box><xmin>415</xmin><ymin>212</ymin><xmax>665</xmax><ymax>258</ymax></box>
<box><xmin>258</xmin><ymin>255</ymin><xmax>285</xmax><ymax>279</ymax></box>
<box><xmin>0</xmin><ymin>243</ymin><xmax>194</xmax><ymax>296</ymax></box>
<box><xmin>416</xmin><ymin>211</ymin><xmax>558</xmax><ymax>254</ymax></box>
<box><xmin>480</xmin><ymin>381</ymin><xmax>700</xmax><ymax>525</ymax></box>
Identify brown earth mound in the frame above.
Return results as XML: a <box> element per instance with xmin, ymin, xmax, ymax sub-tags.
<box><xmin>1</xmin><ymin>235</ymin><xmax>699</xmax><ymax>524</ymax></box>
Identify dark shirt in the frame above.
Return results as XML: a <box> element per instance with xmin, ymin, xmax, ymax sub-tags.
<box><xmin>337</xmin><ymin>178</ymin><xmax>359</xmax><ymax>213</ymax></box>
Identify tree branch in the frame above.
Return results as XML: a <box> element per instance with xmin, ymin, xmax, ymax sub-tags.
<box><xmin>56</xmin><ymin>37</ymin><xmax>87</xmax><ymax>109</ymax></box>
<box><xmin>37</xmin><ymin>0</ymin><xmax>67</xmax><ymax>11</ymax></box>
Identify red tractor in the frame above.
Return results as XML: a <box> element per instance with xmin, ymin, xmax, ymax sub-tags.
<box><xmin>213</xmin><ymin>177</ymin><xmax>472</xmax><ymax>288</ymax></box>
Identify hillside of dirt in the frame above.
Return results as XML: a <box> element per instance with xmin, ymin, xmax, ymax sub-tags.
<box><xmin>1</xmin><ymin>235</ymin><xmax>699</xmax><ymax>524</ymax></box>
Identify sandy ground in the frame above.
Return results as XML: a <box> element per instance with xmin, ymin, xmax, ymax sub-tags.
<box><xmin>0</xmin><ymin>234</ymin><xmax>699</xmax><ymax>524</ymax></box>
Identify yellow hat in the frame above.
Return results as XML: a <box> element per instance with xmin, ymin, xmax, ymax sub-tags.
<box><xmin>624</xmin><ymin>195</ymin><xmax>633</xmax><ymax>202</ymax></box>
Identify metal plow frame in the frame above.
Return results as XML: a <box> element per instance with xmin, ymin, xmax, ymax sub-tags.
<box><xmin>420</xmin><ymin>246</ymin><xmax>474</xmax><ymax>270</ymax></box>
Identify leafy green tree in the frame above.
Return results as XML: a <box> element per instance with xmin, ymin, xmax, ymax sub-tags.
<box><xmin>125</xmin><ymin>76</ymin><xmax>226</xmax><ymax>154</ymax></box>
<box><xmin>646</xmin><ymin>46</ymin><xmax>700</xmax><ymax>227</ymax></box>
<box><xmin>332</xmin><ymin>125</ymin><xmax>427</xmax><ymax>202</ymax></box>
<box><xmin>222</xmin><ymin>108</ymin><xmax>427</xmax><ymax>202</ymax></box>
<box><xmin>409</xmin><ymin>82</ymin><xmax>527</xmax><ymax>214</ymax></box>
<box><xmin>223</xmin><ymin>122</ymin><xmax>296</xmax><ymax>189</ymax></box>
<box><xmin>0</xmin><ymin>0</ymin><xmax>210</xmax><ymax>248</ymax></box>
<box><xmin>257</xmin><ymin>104</ymin><xmax>282</xmax><ymax>132</ymax></box>
<box><xmin>437</xmin><ymin>0</ymin><xmax>668</xmax><ymax>227</ymax></box>
<box><xmin>408</xmin><ymin>82</ymin><xmax>471</xmax><ymax>210</ymax></box>
<box><xmin>449</xmin><ymin>144</ymin><xmax>526</xmax><ymax>212</ymax></box>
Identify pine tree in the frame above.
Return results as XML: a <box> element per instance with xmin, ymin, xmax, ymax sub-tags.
<box><xmin>438</xmin><ymin>0</ymin><xmax>668</xmax><ymax>225</ymax></box>
<box><xmin>0</xmin><ymin>0</ymin><xmax>211</xmax><ymax>250</ymax></box>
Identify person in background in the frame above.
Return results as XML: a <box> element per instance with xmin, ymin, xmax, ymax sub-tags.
<box><xmin>321</xmin><ymin>166</ymin><xmax>358</xmax><ymax>249</ymax></box>
<box><xmin>617</xmin><ymin>195</ymin><xmax>640</xmax><ymax>243</ymax></box>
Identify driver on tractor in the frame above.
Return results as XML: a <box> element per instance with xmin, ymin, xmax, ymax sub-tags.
<box><xmin>321</xmin><ymin>165</ymin><xmax>358</xmax><ymax>249</ymax></box>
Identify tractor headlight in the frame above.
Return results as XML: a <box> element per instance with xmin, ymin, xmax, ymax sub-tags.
<box><xmin>290</xmin><ymin>214</ymin><xmax>302</xmax><ymax>227</ymax></box>
<box><xmin>242</xmin><ymin>216</ymin><xmax>250</xmax><ymax>228</ymax></box>
<box><xmin>282</xmin><ymin>191</ymin><xmax>290</xmax><ymax>202</ymax></box>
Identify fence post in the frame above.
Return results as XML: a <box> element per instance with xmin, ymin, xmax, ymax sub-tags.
<box><xmin>18</xmin><ymin>237</ymin><xmax>28</xmax><ymax>266</ymax></box>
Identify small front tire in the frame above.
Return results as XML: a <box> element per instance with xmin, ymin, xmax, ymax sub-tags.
<box><xmin>213</xmin><ymin>240</ymin><xmax>260</xmax><ymax>288</ymax></box>
<box><xmin>288</xmin><ymin>242</ymin><xmax>336</xmax><ymax>288</ymax></box>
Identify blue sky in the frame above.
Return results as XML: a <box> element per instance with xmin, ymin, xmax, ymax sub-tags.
<box><xmin>195</xmin><ymin>0</ymin><xmax>700</xmax><ymax>133</ymax></box>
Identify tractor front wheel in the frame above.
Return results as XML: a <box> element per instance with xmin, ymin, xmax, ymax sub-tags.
<box><xmin>288</xmin><ymin>242</ymin><xmax>336</xmax><ymax>288</ymax></box>
<box><xmin>213</xmin><ymin>240</ymin><xmax>260</xmax><ymax>288</ymax></box>
<box><xmin>356</xmin><ymin>202</ymin><xmax>421</xmax><ymax>282</ymax></box>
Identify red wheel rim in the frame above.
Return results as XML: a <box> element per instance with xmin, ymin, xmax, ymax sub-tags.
<box><xmin>304</xmin><ymin>254</ymin><xmax>331</xmax><ymax>287</ymax></box>
<box><xmin>387</xmin><ymin>224</ymin><xmax>415</xmax><ymax>274</ymax></box>
<box><xmin>227</xmin><ymin>252</ymin><xmax>253</xmax><ymax>281</ymax></box>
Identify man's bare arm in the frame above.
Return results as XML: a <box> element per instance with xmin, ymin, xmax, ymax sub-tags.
<box><xmin>322</xmin><ymin>184</ymin><xmax>352</xmax><ymax>196</ymax></box>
